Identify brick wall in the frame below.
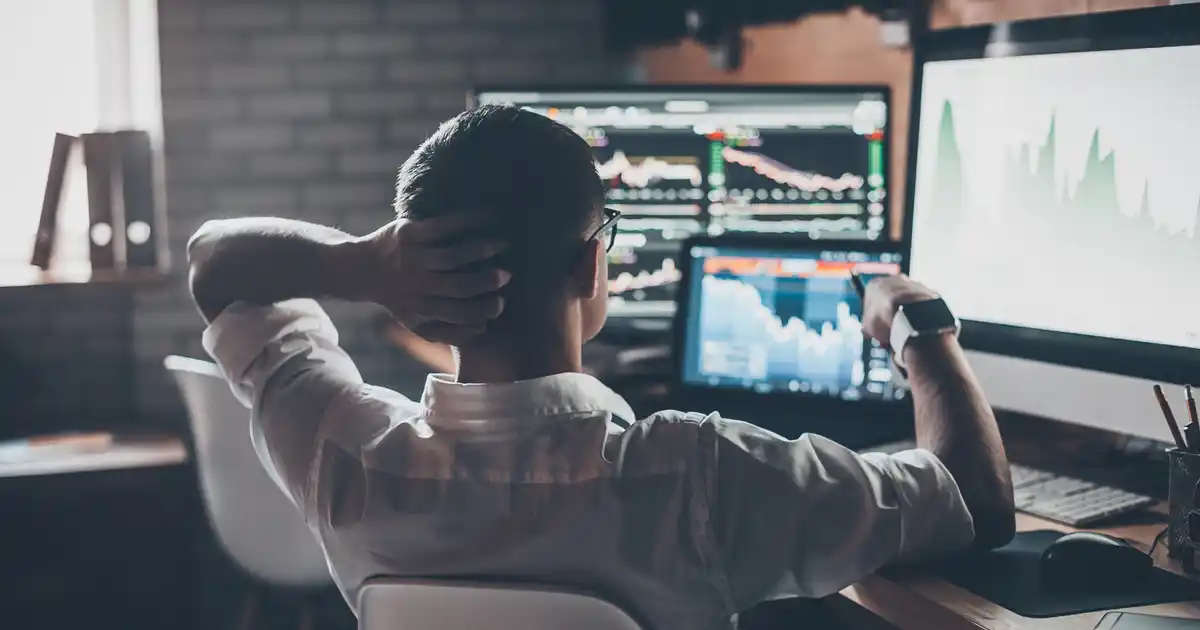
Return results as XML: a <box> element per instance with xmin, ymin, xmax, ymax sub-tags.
<box><xmin>127</xmin><ymin>0</ymin><xmax>625</xmax><ymax>422</ymax></box>
<box><xmin>0</xmin><ymin>285</ymin><xmax>135</xmax><ymax>440</ymax></box>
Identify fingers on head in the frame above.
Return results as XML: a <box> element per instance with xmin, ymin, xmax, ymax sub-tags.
<box><xmin>422</xmin><ymin>294</ymin><xmax>505</xmax><ymax>325</ymax></box>
<box><xmin>424</xmin><ymin>240</ymin><xmax>508</xmax><ymax>271</ymax></box>
<box><xmin>433</xmin><ymin>268</ymin><xmax>512</xmax><ymax>298</ymax></box>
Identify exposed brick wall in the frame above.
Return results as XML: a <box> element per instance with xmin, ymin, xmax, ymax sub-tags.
<box><xmin>0</xmin><ymin>285</ymin><xmax>136</xmax><ymax>440</ymax></box>
<box><xmin>132</xmin><ymin>0</ymin><xmax>626</xmax><ymax>422</ymax></box>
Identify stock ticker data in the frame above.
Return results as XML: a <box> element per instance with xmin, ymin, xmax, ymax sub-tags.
<box><xmin>910</xmin><ymin>44</ymin><xmax>1200</xmax><ymax>350</ymax></box>
<box><xmin>477</xmin><ymin>89</ymin><xmax>889</xmax><ymax>316</ymax></box>
<box><xmin>679</xmin><ymin>246</ymin><xmax>906</xmax><ymax>401</ymax></box>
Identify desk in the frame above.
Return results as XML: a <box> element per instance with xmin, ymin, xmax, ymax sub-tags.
<box><xmin>841</xmin><ymin>511</ymin><xmax>1200</xmax><ymax>629</ymax></box>
<box><xmin>0</xmin><ymin>435</ymin><xmax>196</xmax><ymax>629</ymax></box>
<box><xmin>0</xmin><ymin>436</ymin><xmax>187</xmax><ymax>478</ymax></box>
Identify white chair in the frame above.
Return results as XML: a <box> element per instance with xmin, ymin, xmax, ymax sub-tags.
<box><xmin>165</xmin><ymin>355</ymin><xmax>333</xmax><ymax>629</ymax></box>
<box><xmin>357</xmin><ymin>578</ymin><xmax>646</xmax><ymax>630</ymax></box>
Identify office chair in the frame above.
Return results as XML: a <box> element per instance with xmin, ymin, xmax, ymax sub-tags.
<box><xmin>357</xmin><ymin>578</ymin><xmax>646</xmax><ymax>630</ymax></box>
<box><xmin>165</xmin><ymin>355</ymin><xmax>333</xmax><ymax>630</ymax></box>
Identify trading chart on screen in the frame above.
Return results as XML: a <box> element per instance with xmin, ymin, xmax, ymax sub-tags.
<box><xmin>680</xmin><ymin>246</ymin><xmax>906</xmax><ymax>401</ymax></box>
<box><xmin>910</xmin><ymin>45</ymin><xmax>1200</xmax><ymax>350</ymax></box>
<box><xmin>477</xmin><ymin>90</ymin><xmax>890</xmax><ymax>316</ymax></box>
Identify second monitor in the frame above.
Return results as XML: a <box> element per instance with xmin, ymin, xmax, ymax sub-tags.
<box><xmin>474</xmin><ymin>86</ymin><xmax>891</xmax><ymax>318</ymax></box>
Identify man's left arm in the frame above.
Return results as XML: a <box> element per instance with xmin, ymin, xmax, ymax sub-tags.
<box><xmin>188</xmin><ymin>217</ymin><xmax>379</xmax><ymax>324</ymax></box>
<box><xmin>188</xmin><ymin>215</ymin><xmax>509</xmax><ymax>510</ymax></box>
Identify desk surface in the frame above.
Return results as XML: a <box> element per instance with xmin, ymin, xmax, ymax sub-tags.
<box><xmin>842</xmin><ymin>510</ymin><xmax>1200</xmax><ymax>630</ymax></box>
<box><xmin>0</xmin><ymin>437</ymin><xmax>187</xmax><ymax>479</ymax></box>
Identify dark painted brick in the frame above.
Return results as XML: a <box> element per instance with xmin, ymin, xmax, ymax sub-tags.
<box><xmin>298</xmin><ymin>122</ymin><xmax>382</xmax><ymax>148</ymax></box>
<box><xmin>469</xmin><ymin>58</ymin><xmax>549</xmax><ymax>83</ymax></box>
<box><xmin>298</xmin><ymin>4</ymin><xmax>379</xmax><ymax>26</ymax></box>
<box><xmin>160</xmin><ymin>65</ymin><xmax>207</xmax><ymax>92</ymax></box>
<box><xmin>210</xmin><ymin>124</ymin><xmax>293</xmax><ymax>152</ymax></box>
<box><xmin>386</xmin><ymin>60</ymin><xmax>468</xmax><ymax>85</ymax></box>
<box><xmin>337</xmin><ymin>90</ymin><xmax>423</xmax><ymax>116</ymax></box>
<box><xmin>418</xmin><ymin>31</ymin><xmax>506</xmax><ymax>55</ymax></box>
<box><xmin>386</xmin><ymin>1</ymin><xmax>465</xmax><ymax>25</ymax></box>
<box><xmin>164</xmin><ymin>96</ymin><xmax>240</xmax><ymax>122</ymax></box>
<box><xmin>252</xmin><ymin>34</ymin><xmax>331</xmax><ymax>59</ymax></box>
<box><xmin>204</xmin><ymin>4</ymin><xmax>292</xmax><ymax>29</ymax></box>
<box><xmin>471</xmin><ymin>3</ymin><xmax>539</xmax><ymax>22</ymax></box>
<box><xmin>247</xmin><ymin>93</ymin><xmax>333</xmax><ymax>119</ymax></box>
<box><xmin>294</xmin><ymin>61</ymin><xmax>380</xmax><ymax>88</ymax></box>
<box><xmin>209</xmin><ymin>64</ymin><xmax>290</xmax><ymax>89</ymax></box>
<box><xmin>302</xmin><ymin>182</ymin><xmax>393</xmax><ymax>206</ymax></box>
<box><xmin>213</xmin><ymin>186</ymin><xmax>298</xmax><ymax>213</ymax></box>
<box><xmin>250</xmin><ymin>153</ymin><xmax>332</xmax><ymax>178</ymax></box>
<box><xmin>423</xmin><ymin>92</ymin><xmax>472</xmax><ymax>117</ymax></box>
<box><xmin>159</xmin><ymin>4</ymin><xmax>200</xmax><ymax>30</ymax></box>
<box><xmin>334</xmin><ymin>32</ymin><xmax>419</xmax><ymax>56</ymax></box>
<box><xmin>165</xmin><ymin>156</ymin><xmax>250</xmax><ymax>183</ymax></box>
<box><xmin>388</xmin><ymin>121</ymin><xmax>437</xmax><ymax>145</ymax></box>
<box><xmin>160</xmin><ymin>34</ymin><xmax>251</xmax><ymax>63</ymax></box>
<box><xmin>336</xmin><ymin>150</ymin><xmax>408</xmax><ymax>176</ymax></box>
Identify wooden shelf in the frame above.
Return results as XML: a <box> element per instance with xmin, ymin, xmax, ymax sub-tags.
<box><xmin>0</xmin><ymin>264</ymin><xmax>169</xmax><ymax>288</ymax></box>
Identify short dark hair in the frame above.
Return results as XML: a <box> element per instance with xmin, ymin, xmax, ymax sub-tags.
<box><xmin>394</xmin><ymin>104</ymin><xmax>604</xmax><ymax>272</ymax></box>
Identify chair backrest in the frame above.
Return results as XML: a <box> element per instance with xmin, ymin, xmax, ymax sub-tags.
<box><xmin>164</xmin><ymin>355</ymin><xmax>331</xmax><ymax>587</ymax></box>
<box><xmin>358</xmin><ymin>578</ymin><xmax>646</xmax><ymax>630</ymax></box>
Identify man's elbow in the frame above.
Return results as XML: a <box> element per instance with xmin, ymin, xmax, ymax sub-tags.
<box><xmin>187</xmin><ymin>221</ymin><xmax>230</xmax><ymax>322</ymax></box>
<box><xmin>971</xmin><ymin>503</ymin><xmax>1017</xmax><ymax>550</ymax></box>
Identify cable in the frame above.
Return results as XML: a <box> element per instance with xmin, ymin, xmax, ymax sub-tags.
<box><xmin>1148</xmin><ymin>526</ymin><xmax>1168</xmax><ymax>556</ymax></box>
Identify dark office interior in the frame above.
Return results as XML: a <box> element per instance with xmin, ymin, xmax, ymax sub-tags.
<box><xmin>3</xmin><ymin>1</ymin><xmax>1199</xmax><ymax>629</ymax></box>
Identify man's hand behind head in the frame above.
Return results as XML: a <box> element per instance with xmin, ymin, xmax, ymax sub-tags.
<box><xmin>363</xmin><ymin>213</ymin><xmax>511</xmax><ymax>346</ymax></box>
<box><xmin>860</xmin><ymin>274</ymin><xmax>939</xmax><ymax>346</ymax></box>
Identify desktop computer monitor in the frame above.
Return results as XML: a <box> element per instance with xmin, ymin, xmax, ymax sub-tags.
<box><xmin>905</xmin><ymin>5</ymin><xmax>1200</xmax><ymax>442</ymax></box>
<box><xmin>675</xmin><ymin>236</ymin><xmax>907</xmax><ymax>403</ymax></box>
<box><xmin>473</xmin><ymin>86</ymin><xmax>891</xmax><ymax>319</ymax></box>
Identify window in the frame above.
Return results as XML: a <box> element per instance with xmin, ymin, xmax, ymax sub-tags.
<box><xmin>0</xmin><ymin>0</ymin><xmax>161</xmax><ymax>284</ymax></box>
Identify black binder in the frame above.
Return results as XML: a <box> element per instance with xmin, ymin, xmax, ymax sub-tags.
<box><xmin>112</xmin><ymin>130</ymin><xmax>166</xmax><ymax>271</ymax></box>
<box><xmin>31</xmin><ymin>133</ymin><xmax>77</xmax><ymax>269</ymax></box>
<box><xmin>81</xmin><ymin>132</ymin><xmax>122</xmax><ymax>271</ymax></box>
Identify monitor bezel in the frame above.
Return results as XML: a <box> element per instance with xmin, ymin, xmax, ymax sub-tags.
<box><xmin>671</xmin><ymin>233</ymin><xmax>912</xmax><ymax>420</ymax></box>
<box><xmin>470</xmin><ymin>83</ymin><xmax>892</xmax><ymax>108</ymax></box>
<box><xmin>902</xmin><ymin>4</ymin><xmax>1200</xmax><ymax>386</ymax></box>
<box><xmin>472</xmin><ymin>84</ymin><xmax>895</xmax><ymax>320</ymax></box>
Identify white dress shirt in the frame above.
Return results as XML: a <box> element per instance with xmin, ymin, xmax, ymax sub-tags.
<box><xmin>203</xmin><ymin>299</ymin><xmax>975</xmax><ymax>630</ymax></box>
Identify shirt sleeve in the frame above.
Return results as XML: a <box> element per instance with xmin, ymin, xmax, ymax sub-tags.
<box><xmin>201</xmin><ymin>299</ymin><xmax>368</xmax><ymax>516</ymax></box>
<box><xmin>707</xmin><ymin>416</ymin><xmax>974</xmax><ymax>608</ymax></box>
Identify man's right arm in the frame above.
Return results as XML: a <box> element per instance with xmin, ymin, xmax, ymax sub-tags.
<box><xmin>863</xmin><ymin>276</ymin><xmax>1015</xmax><ymax>550</ymax></box>
<box><xmin>906</xmin><ymin>334</ymin><xmax>1015</xmax><ymax>549</ymax></box>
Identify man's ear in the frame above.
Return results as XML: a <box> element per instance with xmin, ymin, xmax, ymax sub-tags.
<box><xmin>572</xmin><ymin>238</ymin><xmax>603</xmax><ymax>299</ymax></box>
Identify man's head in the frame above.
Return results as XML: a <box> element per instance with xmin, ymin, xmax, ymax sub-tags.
<box><xmin>394</xmin><ymin>104</ymin><xmax>614</xmax><ymax>352</ymax></box>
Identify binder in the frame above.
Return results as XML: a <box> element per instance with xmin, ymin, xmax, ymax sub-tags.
<box><xmin>31</xmin><ymin>133</ymin><xmax>77</xmax><ymax>269</ymax></box>
<box><xmin>81</xmin><ymin>133</ymin><xmax>123</xmax><ymax>271</ymax></box>
<box><xmin>112</xmin><ymin>130</ymin><xmax>166</xmax><ymax>271</ymax></box>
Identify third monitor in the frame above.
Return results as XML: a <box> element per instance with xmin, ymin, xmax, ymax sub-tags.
<box><xmin>474</xmin><ymin>86</ymin><xmax>891</xmax><ymax>319</ymax></box>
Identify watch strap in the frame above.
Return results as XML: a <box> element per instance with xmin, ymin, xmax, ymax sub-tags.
<box><xmin>890</xmin><ymin>308</ymin><xmax>916</xmax><ymax>370</ymax></box>
<box><xmin>889</xmin><ymin>299</ymin><xmax>961</xmax><ymax>370</ymax></box>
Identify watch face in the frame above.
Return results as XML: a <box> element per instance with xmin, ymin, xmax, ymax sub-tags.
<box><xmin>901</xmin><ymin>298</ymin><xmax>957</xmax><ymax>330</ymax></box>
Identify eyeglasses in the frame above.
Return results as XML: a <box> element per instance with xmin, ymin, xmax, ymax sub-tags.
<box><xmin>587</xmin><ymin>207</ymin><xmax>622</xmax><ymax>252</ymax></box>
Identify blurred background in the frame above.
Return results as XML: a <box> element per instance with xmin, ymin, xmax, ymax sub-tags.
<box><xmin>0</xmin><ymin>1</ymin><xmax>1172</xmax><ymax>629</ymax></box>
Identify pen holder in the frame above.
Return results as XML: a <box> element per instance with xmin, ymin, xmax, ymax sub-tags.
<box><xmin>1167</xmin><ymin>448</ymin><xmax>1200</xmax><ymax>560</ymax></box>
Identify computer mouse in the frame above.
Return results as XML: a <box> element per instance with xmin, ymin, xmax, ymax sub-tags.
<box><xmin>1040</xmin><ymin>532</ymin><xmax>1154</xmax><ymax>590</ymax></box>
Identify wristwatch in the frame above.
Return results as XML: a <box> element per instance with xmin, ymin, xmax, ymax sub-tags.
<box><xmin>889</xmin><ymin>297</ymin><xmax>961</xmax><ymax>370</ymax></box>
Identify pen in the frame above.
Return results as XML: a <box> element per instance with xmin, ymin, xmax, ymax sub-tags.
<box><xmin>1187</xmin><ymin>423</ymin><xmax>1200</xmax><ymax>455</ymax></box>
<box><xmin>849</xmin><ymin>270</ymin><xmax>867</xmax><ymax>298</ymax></box>
<box><xmin>1187</xmin><ymin>385</ymin><xmax>1198</xmax><ymax>427</ymax></box>
<box><xmin>1154</xmin><ymin>384</ymin><xmax>1187</xmax><ymax>450</ymax></box>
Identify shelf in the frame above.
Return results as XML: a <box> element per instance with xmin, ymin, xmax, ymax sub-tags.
<box><xmin>0</xmin><ymin>264</ymin><xmax>169</xmax><ymax>288</ymax></box>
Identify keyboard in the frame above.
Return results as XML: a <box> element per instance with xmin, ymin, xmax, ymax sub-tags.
<box><xmin>862</xmin><ymin>440</ymin><xmax>1156</xmax><ymax>527</ymax></box>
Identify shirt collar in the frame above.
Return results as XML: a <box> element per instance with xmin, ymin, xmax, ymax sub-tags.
<box><xmin>420</xmin><ymin>372</ymin><xmax>636</xmax><ymax>428</ymax></box>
